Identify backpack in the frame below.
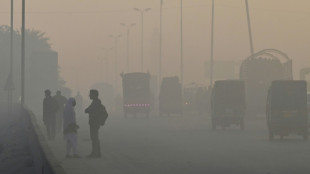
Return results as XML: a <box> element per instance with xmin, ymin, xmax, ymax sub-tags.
<box><xmin>98</xmin><ymin>104</ymin><xmax>108</xmax><ymax>125</ymax></box>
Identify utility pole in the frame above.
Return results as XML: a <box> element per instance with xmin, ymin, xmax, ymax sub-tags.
<box><xmin>21</xmin><ymin>0</ymin><xmax>25</xmax><ymax>105</ymax></box>
<box><xmin>159</xmin><ymin>0</ymin><xmax>163</xmax><ymax>85</ymax></box>
<box><xmin>7</xmin><ymin>0</ymin><xmax>14</xmax><ymax>115</ymax></box>
<box><xmin>134</xmin><ymin>8</ymin><xmax>151</xmax><ymax>72</ymax></box>
<box><xmin>110</xmin><ymin>34</ymin><xmax>122</xmax><ymax>95</ymax></box>
<box><xmin>180</xmin><ymin>0</ymin><xmax>184</xmax><ymax>86</ymax></box>
<box><xmin>141</xmin><ymin>12</ymin><xmax>144</xmax><ymax>72</ymax></box>
<box><xmin>210</xmin><ymin>0</ymin><xmax>215</xmax><ymax>87</ymax></box>
<box><xmin>245</xmin><ymin>0</ymin><xmax>254</xmax><ymax>55</ymax></box>
<box><xmin>100</xmin><ymin>48</ymin><xmax>106</xmax><ymax>81</ymax></box>
<box><xmin>121</xmin><ymin>23</ymin><xmax>135</xmax><ymax>73</ymax></box>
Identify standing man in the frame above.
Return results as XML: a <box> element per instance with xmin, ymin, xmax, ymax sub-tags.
<box><xmin>43</xmin><ymin>89</ymin><xmax>59</xmax><ymax>140</ymax></box>
<box><xmin>85</xmin><ymin>89</ymin><xmax>108</xmax><ymax>158</ymax></box>
<box><xmin>53</xmin><ymin>90</ymin><xmax>67</xmax><ymax>134</ymax></box>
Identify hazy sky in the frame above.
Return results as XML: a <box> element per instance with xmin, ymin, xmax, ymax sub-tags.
<box><xmin>0</xmin><ymin>0</ymin><xmax>309</xmax><ymax>96</ymax></box>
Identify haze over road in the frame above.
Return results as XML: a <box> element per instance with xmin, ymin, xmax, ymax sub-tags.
<box><xmin>45</xmin><ymin>113</ymin><xmax>310</xmax><ymax>174</ymax></box>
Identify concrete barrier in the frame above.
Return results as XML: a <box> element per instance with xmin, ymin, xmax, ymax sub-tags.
<box><xmin>23</xmin><ymin>107</ymin><xmax>66</xmax><ymax>174</ymax></box>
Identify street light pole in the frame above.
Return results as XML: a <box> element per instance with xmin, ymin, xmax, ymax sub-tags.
<box><xmin>159</xmin><ymin>0</ymin><xmax>163</xmax><ymax>86</ymax></box>
<box><xmin>100</xmin><ymin>47</ymin><xmax>112</xmax><ymax>84</ymax></box>
<box><xmin>141</xmin><ymin>12</ymin><xmax>144</xmax><ymax>72</ymax></box>
<box><xmin>10</xmin><ymin>0</ymin><xmax>13</xmax><ymax>84</ymax></box>
<box><xmin>180</xmin><ymin>0</ymin><xmax>184</xmax><ymax>86</ymax></box>
<box><xmin>99</xmin><ymin>48</ymin><xmax>106</xmax><ymax>81</ymax></box>
<box><xmin>245</xmin><ymin>0</ymin><xmax>254</xmax><ymax>56</ymax></box>
<box><xmin>210</xmin><ymin>0</ymin><xmax>215</xmax><ymax>87</ymax></box>
<box><xmin>134</xmin><ymin>8</ymin><xmax>151</xmax><ymax>72</ymax></box>
<box><xmin>21</xmin><ymin>0</ymin><xmax>25</xmax><ymax>105</ymax></box>
<box><xmin>8</xmin><ymin>0</ymin><xmax>14</xmax><ymax>115</ymax></box>
<box><xmin>110</xmin><ymin>34</ymin><xmax>122</xmax><ymax>94</ymax></box>
<box><xmin>121</xmin><ymin>23</ymin><xmax>135</xmax><ymax>73</ymax></box>
<box><xmin>104</xmin><ymin>49</ymin><xmax>110</xmax><ymax>82</ymax></box>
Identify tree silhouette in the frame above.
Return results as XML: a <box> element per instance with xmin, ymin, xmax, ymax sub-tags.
<box><xmin>0</xmin><ymin>25</ymin><xmax>70</xmax><ymax>114</ymax></box>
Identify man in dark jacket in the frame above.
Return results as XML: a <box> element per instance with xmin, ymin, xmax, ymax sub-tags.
<box><xmin>85</xmin><ymin>89</ymin><xmax>106</xmax><ymax>158</ymax></box>
<box><xmin>43</xmin><ymin>89</ymin><xmax>59</xmax><ymax>140</ymax></box>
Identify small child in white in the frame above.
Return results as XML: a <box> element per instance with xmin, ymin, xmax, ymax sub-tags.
<box><xmin>63</xmin><ymin>98</ymin><xmax>80</xmax><ymax>158</ymax></box>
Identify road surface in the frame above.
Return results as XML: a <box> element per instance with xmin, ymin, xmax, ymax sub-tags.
<box><xmin>43</xmin><ymin>112</ymin><xmax>310</xmax><ymax>174</ymax></box>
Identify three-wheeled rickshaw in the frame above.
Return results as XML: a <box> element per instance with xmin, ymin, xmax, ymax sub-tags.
<box><xmin>159</xmin><ymin>76</ymin><xmax>182</xmax><ymax>116</ymax></box>
<box><xmin>211</xmin><ymin>80</ymin><xmax>246</xmax><ymax>130</ymax></box>
<box><xmin>266</xmin><ymin>80</ymin><xmax>308</xmax><ymax>140</ymax></box>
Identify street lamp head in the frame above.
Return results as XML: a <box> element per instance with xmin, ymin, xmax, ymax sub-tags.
<box><xmin>109</xmin><ymin>34</ymin><xmax>114</xmax><ymax>38</ymax></box>
<box><xmin>120</xmin><ymin>23</ymin><xmax>126</xmax><ymax>27</ymax></box>
<box><xmin>145</xmin><ymin>8</ymin><xmax>152</xmax><ymax>12</ymax></box>
<box><xmin>131</xmin><ymin>23</ymin><xmax>136</xmax><ymax>27</ymax></box>
<box><xmin>133</xmin><ymin>8</ymin><xmax>140</xmax><ymax>12</ymax></box>
<box><xmin>118</xmin><ymin>34</ymin><xmax>122</xmax><ymax>38</ymax></box>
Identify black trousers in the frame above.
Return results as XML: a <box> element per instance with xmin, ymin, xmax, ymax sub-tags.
<box><xmin>90</xmin><ymin>124</ymin><xmax>101</xmax><ymax>155</ymax></box>
<box><xmin>46</xmin><ymin>116</ymin><xmax>56</xmax><ymax>140</ymax></box>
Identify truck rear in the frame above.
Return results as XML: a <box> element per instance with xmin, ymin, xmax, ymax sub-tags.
<box><xmin>121</xmin><ymin>72</ymin><xmax>151</xmax><ymax>117</ymax></box>
<box><xmin>211</xmin><ymin>80</ymin><xmax>246</xmax><ymax>130</ymax></box>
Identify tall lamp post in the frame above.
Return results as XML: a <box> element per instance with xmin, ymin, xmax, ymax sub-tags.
<box><xmin>210</xmin><ymin>0</ymin><xmax>215</xmax><ymax>87</ymax></box>
<box><xmin>180</xmin><ymin>0</ymin><xmax>184</xmax><ymax>86</ymax></box>
<box><xmin>110</xmin><ymin>34</ymin><xmax>122</xmax><ymax>94</ymax></box>
<box><xmin>245</xmin><ymin>0</ymin><xmax>254</xmax><ymax>56</ymax></box>
<box><xmin>99</xmin><ymin>48</ymin><xmax>109</xmax><ymax>82</ymax></box>
<box><xmin>7</xmin><ymin>0</ymin><xmax>15</xmax><ymax>115</ymax></box>
<box><xmin>133</xmin><ymin>8</ymin><xmax>151</xmax><ymax>72</ymax></box>
<box><xmin>120</xmin><ymin>23</ymin><xmax>136</xmax><ymax>73</ymax></box>
<box><xmin>21</xmin><ymin>0</ymin><xmax>25</xmax><ymax>105</ymax></box>
<box><xmin>99</xmin><ymin>47</ymin><xmax>112</xmax><ymax>84</ymax></box>
<box><xmin>159</xmin><ymin>0</ymin><xmax>164</xmax><ymax>88</ymax></box>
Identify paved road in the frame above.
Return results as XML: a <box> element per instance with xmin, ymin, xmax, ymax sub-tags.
<box><xmin>44</xmin><ymin>113</ymin><xmax>310</xmax><ymax>174</ymax></box>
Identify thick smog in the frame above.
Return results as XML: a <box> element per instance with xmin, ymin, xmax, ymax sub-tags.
<box><xmin>0</xmin><ymin>0</ymin><xmax>310</xmax><ymax>174</ymax></box>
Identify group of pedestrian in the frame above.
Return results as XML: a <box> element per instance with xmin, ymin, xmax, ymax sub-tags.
<box><xmin>43</xmin><ymin>89</ymin><xmax>108</xmax><ymax>158</ymax></box>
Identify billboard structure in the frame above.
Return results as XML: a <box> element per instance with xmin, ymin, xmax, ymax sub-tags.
<box><xmin>205</xmin><ymin>60</ymin><xmax>239</xmax><ymax>83</ymax></box>
<box><xmin>240</xmin><ymin>49</ymin><xmax>293</xmax><ymax>116</ymax></box>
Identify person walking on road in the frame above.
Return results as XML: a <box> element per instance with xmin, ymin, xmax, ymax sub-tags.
<box><xmin>53</xmin><ymin>90</ymin><xmax>67</xmax><ymax>134</ymax></box>
<box><xmin>43</xmin><ymin>89</ymin><xmax>59</xmax><ymax>140</ymax></box>
<box><xmin>63</xmin><ymin>97</ymin><xmax>80</xmax><ymax>158</ymax></box>
<box><xmin>85</xmin><ymin>89</ymin><xmax>108</xmax><ymax>158</ymax></box>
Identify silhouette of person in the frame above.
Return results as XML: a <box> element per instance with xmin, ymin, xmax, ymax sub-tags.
<box><xmin>53</xmin><ymin>90</ymin><xmax>67</xmax><ymax>134</ymax></box>
<box><xmin>63</xmin><ymin>98</ymin><xmax>80</xmax><ymax>158</ymax></box>
<box><xmin>43</xmin><ymin>89</ymin><xmax>59</xmax><ymax>140</ymax></box>
<box><xmin>85</xmin><ymin>89</ymin><xmax>106</xmax><ymax>158</ymax></box>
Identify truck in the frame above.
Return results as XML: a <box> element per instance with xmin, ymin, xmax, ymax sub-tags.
<box><xmin>121</xmin><ymin>72</ymin><xmax>151</xmax><ymax>117</ymax></box>
<box><xmin>159</xmin><ymin>76</ymin><xmax>182</xmax><ymax>116</ymax></box>
<box><xmin>266</xmin><ymin>80</ymin><xmax>308</xmax><ymax>140</ymax></box>
<box><xmin>211</xmin><ymin>80</ymin><xmax>246</xmax><ymax>130</ymax></box>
